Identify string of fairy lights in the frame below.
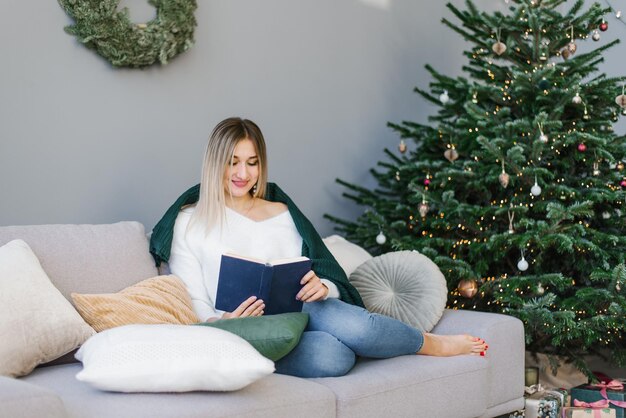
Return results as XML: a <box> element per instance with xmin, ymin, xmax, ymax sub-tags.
<box><xmin>503</xmin><ymin>0</ymin><xmax>625</xmax><ymax>27</ymax></box>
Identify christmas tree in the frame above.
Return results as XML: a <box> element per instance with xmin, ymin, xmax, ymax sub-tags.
<box><xmin>327</xmin><ymin>0</ymin><xmax>626</xmax><ymax>376</ymax></box>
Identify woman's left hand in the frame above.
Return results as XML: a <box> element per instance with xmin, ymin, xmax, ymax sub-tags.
<box><xmin>296</xmin><ymin>270</ymin><xmax>329</xmax><ymax>303</ymax></box>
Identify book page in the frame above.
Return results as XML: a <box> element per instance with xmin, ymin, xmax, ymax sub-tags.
<box><xmin>270</xmin><ymin>256</ymin><xmax>310</xmax><ymax>266</ymax></box>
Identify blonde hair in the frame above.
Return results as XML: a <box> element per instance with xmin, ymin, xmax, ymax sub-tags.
<box><xmin>189</xmin><ymin>117</ymin><xmax>268</xmax><ymax>234</ymax></box>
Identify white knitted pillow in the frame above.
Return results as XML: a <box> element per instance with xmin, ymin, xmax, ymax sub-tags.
<box><xmin>75</xmin><ymin>324</ymin><xmax>274</xmax><ymax>392</ymax></box>
<box><xmin>349</xmin><ymin>251</ymin><xmax>447</xmax><ymax>332</ymax></box>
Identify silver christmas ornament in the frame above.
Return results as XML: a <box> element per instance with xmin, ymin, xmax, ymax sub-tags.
<box><xmin>439</xmin><ymin>90</ymin><xmax>450</xmax><ymax>104</ymax></box>
<box><xmin>398</xmin><ymin>140</ymin><xmax>407</xmax><ymax>154</ymax></box>
<box><xmin>615</xmin><ymin>94</ymin><xmax>626</xmax><ymax>108</ymax></box>
<box><xmin>531</xmin><ymin>178</ymin><xmax>542</xmax><ymax>196</ymax></box>
<box><xmin>517</xmin><ymin>256</ymin><xmax>529</xmax><ymax>272</ymax></box>
<box><xmin>602</xmin><ymin>211</ymin><xmax>611</xmax><ymax>219</ymax></box>
<box><xmin>536</xmin><ymin>283</ymin><xmax>545</xmax><ymax>295</ymax></box>
<box><xmin>376</xmin><ymin>232</ymin><xmax>387</xmax><ymax>245</ymax></box>
<box><xmin>539</xmin><ymin>132</ymin><xmax>549</xmax><ymax>143</ymax></box>
<box><xmin>592</xmin><ymin>30</ymin><xmax>601</xmax><ymax>41</ymax></box>
<box><xmin>572</xmin><ymin>93</ymin><xmax>582</xmax><ymax>104</ymax></box>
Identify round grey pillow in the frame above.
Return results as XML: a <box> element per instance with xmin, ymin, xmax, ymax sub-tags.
<box><xmin>349</xmin><ymin>250</ymin><xmax>447</xmax><ymax>332</ymax></box>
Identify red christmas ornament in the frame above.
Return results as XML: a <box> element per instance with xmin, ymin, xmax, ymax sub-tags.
<box><xmin>578</xmin><ymin>143</ymin><xmax>587</xmax><ymax>152</ymax></box>
<box><xmin>621</xmin><ymin>180</ymin><xmax>626</xmax><ymax>188</ymax></box>
<box><xmin>424</xmin><ymin>178</ymin><xmax>431</xmax><ymax>186</ymax></box>
<box><xmin>600</xmin><ymin>21</ymin><xmax>608</xmax><ymax>31</ymax></box>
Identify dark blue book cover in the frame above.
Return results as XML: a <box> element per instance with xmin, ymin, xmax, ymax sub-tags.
<box><xmin>215</xmin><ymin>254</ymin><xmax>311</xmax><ymax>315</ymax></box>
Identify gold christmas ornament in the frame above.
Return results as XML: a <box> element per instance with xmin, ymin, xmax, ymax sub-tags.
<box><xmin>561</xmin><ymin>47</ymin><xmax>570</xmax><ymax>60</ymax></box>
<box><xmin>418</xmin><ymin>200</ymin><xmax>430</xmax><ymax>218</ymax></box>
<box><xmin>444</xmin><ymin>148</ymin><xmax>459</xmax><ymax>162</ymax></box>
<box><xmin>499</xmin><ymin>171</ymin><xmax>510</xmax><ymax>188</ymax></box>
<box><xmin>458</xmin><ymin>279</ymin><xmax>478</xmax><ymax>298</ymax></box>
<box><xmin>567</xmin><ymin>41</ymin><xmax>577</xmax><ymax>54</ymax></box>
<box><xmin>593</xmin><ymin>162</ymin><xmax>600</xmax><ymax>176</ymax></box>
<box><xmin>617</xmin><ymin>162</ymin><xmax>624</xmax><ymax>171</ymax></box>
<box><xmin>492</xmin><ymin>41</ymin><xmax>507</xmax><ymax>56</ymax></box>
<box><xmin>492</xmin><ymin>28</ymin><xmax>506</xmax><ymax>56</ymax></box>
<box><xmin>566</xmin><ymin>26</ymin><xmax>576</xmax><ymax>55</ymax></box>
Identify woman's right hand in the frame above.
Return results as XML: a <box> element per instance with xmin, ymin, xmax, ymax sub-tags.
<box><xmin>221</xmin><ymin>296</ymin><xmax>265</xmax><ymax>319</ymax></box>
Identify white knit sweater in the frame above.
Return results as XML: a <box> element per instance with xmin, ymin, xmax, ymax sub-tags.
<box><xmin>169</xmin><ymin>206</ymin><xmax>338</xmax><ymax>321</ymax></box>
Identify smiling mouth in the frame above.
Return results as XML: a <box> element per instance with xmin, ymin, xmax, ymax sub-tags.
<box><xmin>232</xmin><ymin>180</ymin><xmax>248</xmax><ymax>188</ymax></box>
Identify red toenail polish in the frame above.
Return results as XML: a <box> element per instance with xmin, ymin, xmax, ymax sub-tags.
<box><xmin>480</xmin><ymin>352</ymin><xmax>485</xmax><ymax>356</ymax></box>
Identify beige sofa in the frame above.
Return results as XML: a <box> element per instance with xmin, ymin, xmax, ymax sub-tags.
<box><xmin>0</xmin><ymin>222</ymin><xmax>525</xmax><ymax>418</ymax></box>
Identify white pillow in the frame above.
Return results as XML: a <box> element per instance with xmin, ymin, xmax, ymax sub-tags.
<box><xmin>75</xmin><ymin>324</ymin><xmax>275</xmax><ymax>392</ymax></box>
<box><xmin>323</xmin><ymin>235</ymin><xmax>372</xmax><ymax>276</ymax></box>
<box><xmin>0</xmin><ymin>239</ymin><xmax>95</xmax><ymax>377</ymax></box>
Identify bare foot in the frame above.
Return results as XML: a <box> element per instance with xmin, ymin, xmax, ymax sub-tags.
<box><xmin>417</xmin><ymin>334</ymin><xmax>487</xmax><ymax>357</ymax></box>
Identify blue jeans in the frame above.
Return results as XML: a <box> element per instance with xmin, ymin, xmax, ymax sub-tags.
<box><xmin>275</xmin><ymin>298</ymin><xmax>424</xmax><ymax>378</ymax></box>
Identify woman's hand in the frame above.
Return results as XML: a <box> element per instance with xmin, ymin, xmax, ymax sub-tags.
<box><xmin>221</xmin><ymin>296</ymin><xmax>265</xmax><ymax>319</ymax></box>
<box><xmin>296</xmin><ymin>270</ymin><xmax>329</xmax><ymax>303</ymax></box>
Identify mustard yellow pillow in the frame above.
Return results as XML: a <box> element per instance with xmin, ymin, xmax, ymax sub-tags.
<box><xmin>72</xmin><ymin>275</ymin><xmax>199</xmax><ymax>332</ymax></box>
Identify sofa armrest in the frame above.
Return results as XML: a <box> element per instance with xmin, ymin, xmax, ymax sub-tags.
<box><xmin>432</xmin><ymin>309</ymin><xmax>525</xmax><ymax>415</ymax></box>
<box><xmin>0</xmin><ymin>377</ymin><xmax>69</xmax><ymax>418</ymax></box>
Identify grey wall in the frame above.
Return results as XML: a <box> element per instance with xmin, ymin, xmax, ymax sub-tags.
<box><xmin>1</xmin><ymin>0</ymin><xmax>624</xmax><ymax>236</ymax></box>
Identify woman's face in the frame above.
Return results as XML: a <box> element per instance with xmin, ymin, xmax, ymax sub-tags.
<box><xmin>224</xmin><ymin>138</ymin><xmax>259</xmax><ymax>198</ymax></box>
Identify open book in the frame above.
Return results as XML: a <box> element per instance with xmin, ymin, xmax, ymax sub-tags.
<box><xmin>215</xmin><ymin>253</ymin><xmax>312</xmax><ymax>315</ymax></box>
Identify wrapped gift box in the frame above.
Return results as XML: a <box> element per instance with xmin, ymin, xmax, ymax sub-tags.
<box><xmin>571</xmin><ymin>381</ymin><xmax>626</xmax><ymax>418</ymax></box>
<box><xmin>562</xmin><ymin>407</ymin><xmax>616</xmax><ymax>418</ymax></box>
<box><xmin>525</xmin><ymin>391</ymin><xmax>563</xmax><ymax>418</ymax></box>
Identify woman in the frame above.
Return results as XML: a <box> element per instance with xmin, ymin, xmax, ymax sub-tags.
<box><xmin>150</xmin><ymin>117</ymin><xmax>488</xmax><ymax>378</ymax></box>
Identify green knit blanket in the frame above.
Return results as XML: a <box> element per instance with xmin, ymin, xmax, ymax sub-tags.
<box><xmin>149</xmin><ymin>183</ymin><xmax>364</xmax><ymax>307</ymax></box>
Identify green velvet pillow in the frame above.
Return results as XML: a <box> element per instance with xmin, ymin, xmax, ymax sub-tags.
<box><xmin>194</xmin><ymin>312</ymin><xmax>309</xmax><ymax>361</ymax></box>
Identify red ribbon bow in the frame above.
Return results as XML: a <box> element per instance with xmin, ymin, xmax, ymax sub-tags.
<box><xmin>593</xmin><ymin>380</ymin><xmax>625</xmax><ymax>392</ymax></box>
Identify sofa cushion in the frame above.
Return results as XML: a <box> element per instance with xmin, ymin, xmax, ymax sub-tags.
<box><xmin>195</xmin><ymin>312</ymin><xmax>309</xmax><ymax>361</ymax></box>
<box><xmin>349</xmin><ymin>251</ymin><xmax>447</xmax><ymax>332</ymax></box>
<box><xmin>75</xmin><ymin>324</ymin><xmax>275</xmax><ymax>392</ymax></box>
<box><xmin>23</xmin><ymin>363</ymin><xmax>336</xmax><ymax>418</ymax></box>
<box><xmin>323</xmin><ymin>234</ymin><xmax>372</xmax><ymax>276</ymax></box>
<box><xmin>71</xmin><ymin>275</ymin><xmax>199</xmax><ymax>332</ymax></box>
<box><xmin>0</xmin><ymin>240</ymin><xmax>95</xmax><ymax>378</ymax></box>
<box><xmin>0</xmin><ymin>222</ymin><xmax>158</xmax><ymax>302</ymax></box>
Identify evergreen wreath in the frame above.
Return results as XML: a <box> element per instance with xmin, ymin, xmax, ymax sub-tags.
<box><xmin>58</xmin><ymin>0</ymin><xmax>197</xmax><ymax>68</ymax></box>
